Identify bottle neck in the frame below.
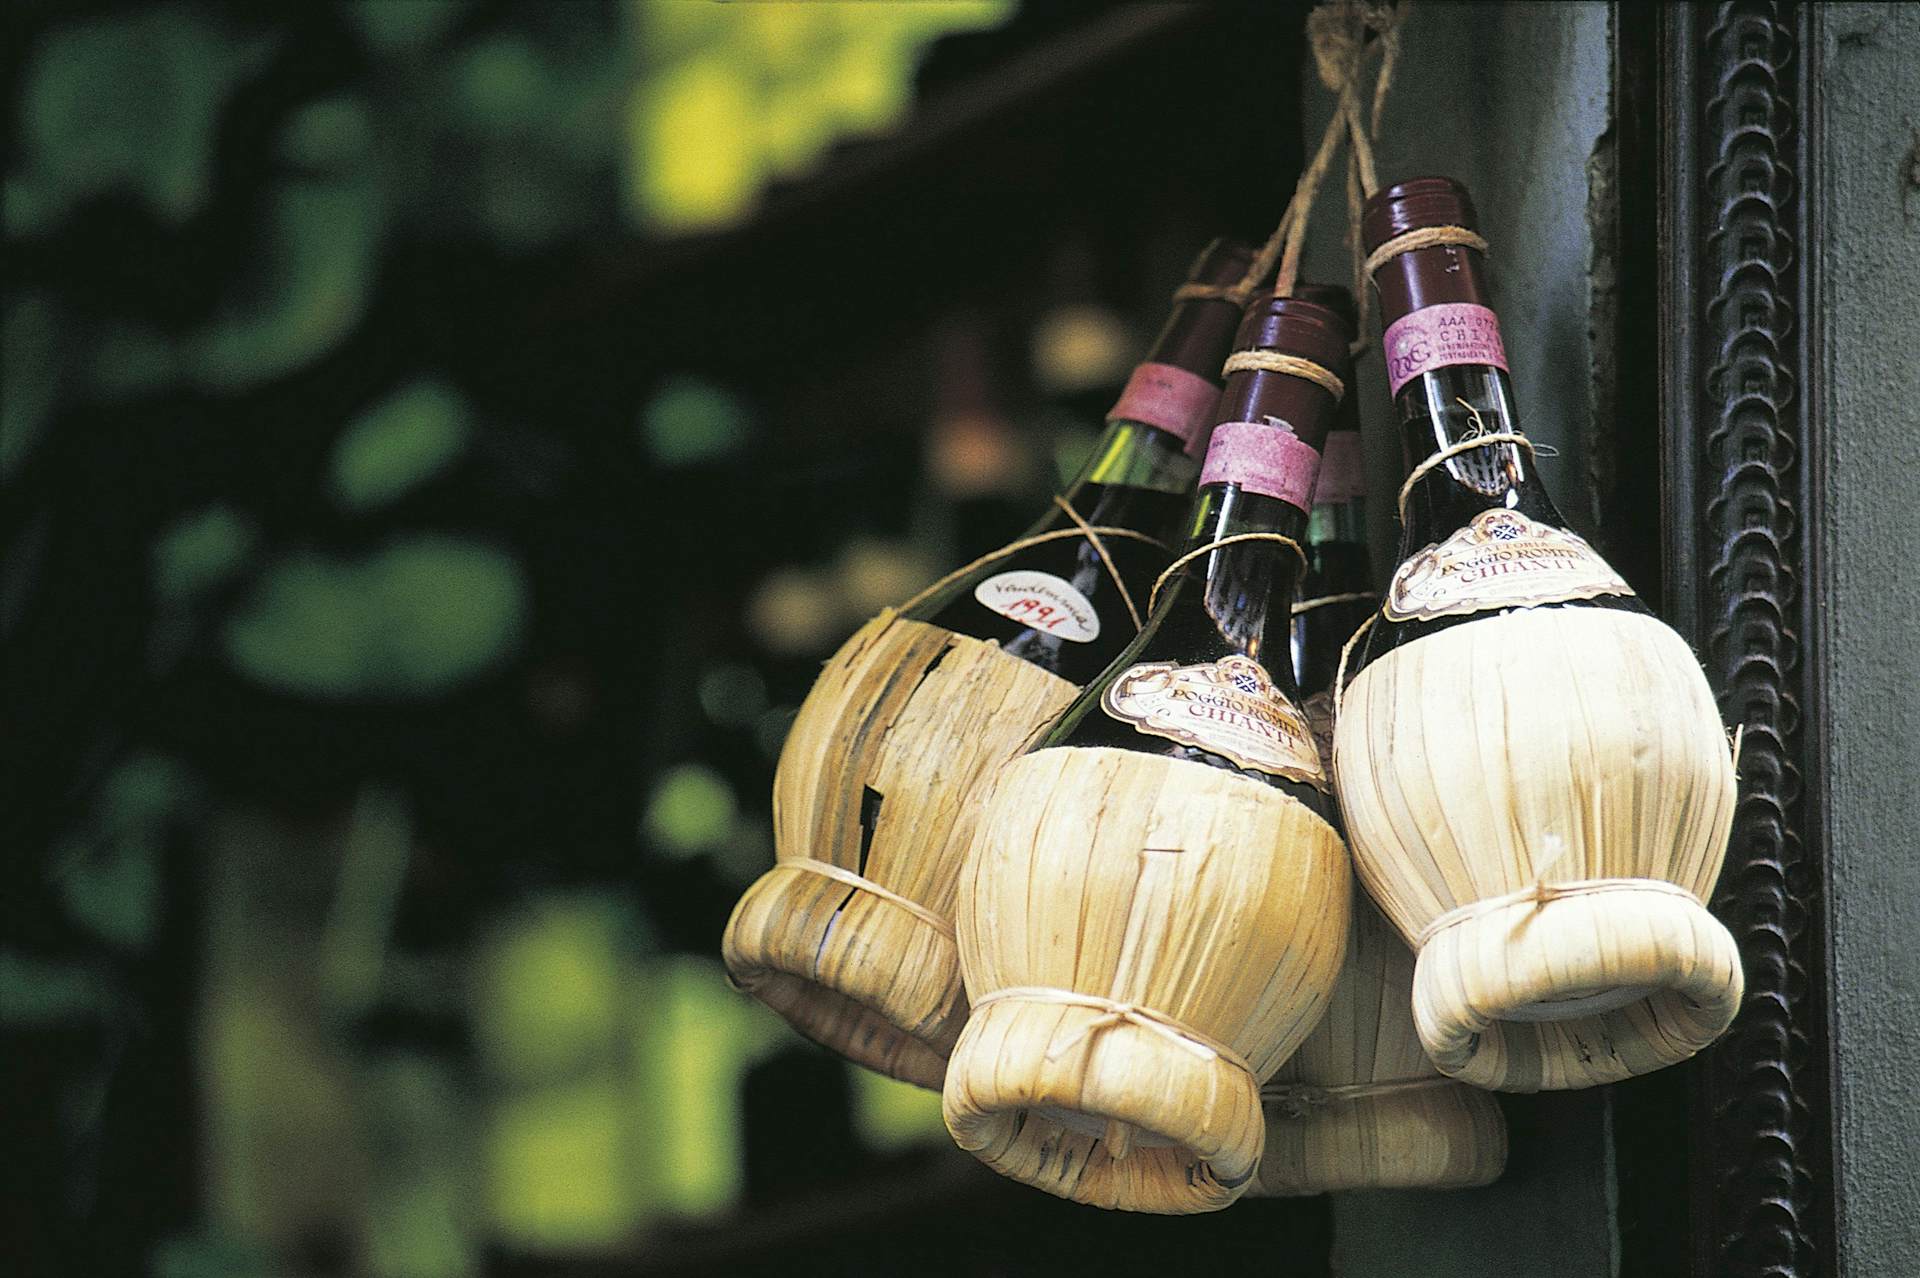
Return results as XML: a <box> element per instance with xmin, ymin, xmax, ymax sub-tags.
<box><xmin>1303</xmin><ymin>428</ymin><xmax>1369</xmax><ymax>588</ymax></box>
<box><xmin>1148</xmin><ymin>481</ymin><xmax>1309</xmax><ymax>689</ymax></box>
<box><xmin>1373</xmin><ymin>248</ymin><xmax>1556</xmax><ymax>543</ymax></box>
<box><xmin>1392</xmin><ymin>363</ymin><xmax>1554</xmax><ymax>545</ymax></box>
<box><xmin>1101</xmin><ymin>292</ymin><xmax>1241</xmax><ymax>459</ymax></box>
<box><xmin>1072</xmin><ymin>418</ymin><xmax>1196</xmax><ymax>498</ymax></box>
<box><xmin>1307</xmin><ymin>500</ymin><xmax>1368</xmax><ymax>554</ymax></box>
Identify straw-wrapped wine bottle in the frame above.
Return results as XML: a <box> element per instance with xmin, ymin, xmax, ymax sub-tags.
<box><xmin>1251</xmin><ymin>283</ymin><xmax>1507</xmax><ymax>1196</ymax></box>
<box><xmin>1333</xmin><ymin>177</ymin><xmax>1742</xmax><ymax>1092</ymax></box>
<box><xmin>945</xmin><ymin>294</ymin><xmax>1355</xmax><ymax>1213</ymax></box>
<box><xmin>723</xmin><ymin>240</ymin><xmax>1255</xmax><ymax>1089</ymax></box>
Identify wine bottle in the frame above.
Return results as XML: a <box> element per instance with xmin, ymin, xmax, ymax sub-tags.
<box><xmin>942</xmin><ymin>294</ymin><xmax>1358</xmax><ymax>1212</ymax></box>
<box><xmin>1351</xmin><ymin>177</ymin><xmax>1644</xmax><ymax>675</ymax></box>
<box><xmin>1284</xmin><ymin>283</ymin><xmax>1374</xmax><ymax>761</ymax></box>
<box><xmin>1036</xmin><ymin>293</ymin><xmax>1355</xmax><ymax>819</ymax></box>
<box><xmin>1332</xmin><ymin>176</ymin><xmax>1742</xmax><ymax>1092</ymax></box>
<box><xmin>907</xmin><ymin>238</ymin><xmax>1254</xmax><ymax>686</ymax></box>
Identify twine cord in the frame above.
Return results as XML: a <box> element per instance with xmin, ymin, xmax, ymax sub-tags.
<box><xmin>1291</xmin><ymin>590</ymin><xmax>1376</xmax><ymax>617</ymax></box>
<box><xmin>1221</xmin><ymin>350</ymin><xmax>1346</xmax><ymax>402</ymax></box>
<box><xmin>1330</xmin><ymin>1</ymin><xmax>1405</xmax><ymax>345</ymax></box>
<box><xmin>1363</xmin><ymin>224</ymin><xmax>1491</xmax><ymax>280</ymax></box>
<box><xmin>895</xmin><ymin>496</ymin><xmax>1165</xmax><ymax>629</ymax></box>
<box><xmin>1174</xmin><ymin>1</ymin><xmax>1405</xmax><ymax>313</ymax></box>
<box><xmin>1262</xmin><ymin>1075</ymin><xmax>1456</xmax><ymax>1119</ymax></box>
<box><xmin>970</xmin><ymin>986</ymin><xmax>1257</xmax><ymax>1082</ymax></box>
<box><xmin>1415</xmin><ymin>877</ymin><xmax>1706</xmax><ymax>950</ymax></box>
<box><xmin>1148</xmin><ymin>533</ymin><xmax>1310</xmax><ymax>617</ymax></box>
<box><xmin>1330</xmin><ymin>610</ymin><xmax>1377</xmax><ymax>719</ymax></box>
<box><xmin>1396</xmin><ymin>431</ymin><xmax>1536</xmax><ymax>523</ymax></box>
<box><xmin>784</xmin><ymin>859</ymin><xmax>956</xmax><ymax>940</ymax></box>
<box><xmin>1049</xmin><ymin>494</ymin><xmax>1146</xmax><ymax>631</ymax></box>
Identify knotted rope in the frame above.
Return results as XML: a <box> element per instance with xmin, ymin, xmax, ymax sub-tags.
<box><xmin>1176</xmin><ymin>1</ymin><xmax>1409</xmax><ymax>316</ymax></box>
<box><xmin>969</xmin><ymin>986</ymin><xmax>1256</xmax><ymax>1080</ymax></box>
<box><xmin>1415</xmin><ymin>878</ymin><xmax>1708</xmax><ymax>950</ymax></box>
<box><xmin>1396</xmin><ymin>430</ymin><xmax>1537</xmax><ymax>522</ymax></box>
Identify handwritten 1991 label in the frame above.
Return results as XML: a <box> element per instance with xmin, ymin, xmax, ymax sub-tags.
<box><xmin>974</xmin><ymin>570</ymin><xmax>1100</xmax><ymax>642</ymax></box>
<box><xmin>1384</xmin><ymin>508</ymin><xmax>1634</xmax><ymax>622</ymax></box>
<box><xmin>1382</xmin><ymin>303</ymin><xmax>1509</xmax><ymax>396</ymax></box>
<box><xmin>1101</xmin><ymin>654</ymin><xmax>1326</xmax><ymax>787</ymax></box>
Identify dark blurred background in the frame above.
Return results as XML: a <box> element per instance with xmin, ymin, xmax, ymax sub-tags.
<box><xmin>1</xmin><ymin>3</ymin><xmax>1335</xmax><ymax>1273</ymax></box>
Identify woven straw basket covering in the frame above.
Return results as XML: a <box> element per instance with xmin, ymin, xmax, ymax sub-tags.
<box><xmin>945</xmin><ymin>745</ymin><xmax>1351</xmax><ymax>1213</ymax></box>
<box><xmin>723</xmin><ymin>610</ymin><xmax>1077</xmax><ymax>1089</ymax></box>
<box><xmin>1251</xmin><ymin>891</ymin><xmax>1506</xmax><ymax>1196</ymax></box>
<box><xmin>1333</xmin><ymin>606</ymin><xmax>1743</xmax><ymax>1091</ymax></box>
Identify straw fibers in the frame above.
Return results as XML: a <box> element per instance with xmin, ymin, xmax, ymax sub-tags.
<box><xmin>946</xmin><ymin>745</ymin><xmax>1350</xmax><ymax>1213</ymax></box>
<box><xmin>1250</xmin><ymin>892</ymin><xmax>1506</xmax><ymax>1196</ymax></box>
<box><xmin>1333</xmin><ymin>605</ymin><xmax>1742</xmax><ymax>1091</ymax></box>
<box><xmin>723</xmin><ymin>610</ymin><xmax>1077</xmax><ymax>1089</ymax></box>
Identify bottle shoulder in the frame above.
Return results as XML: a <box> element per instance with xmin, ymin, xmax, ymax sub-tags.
<box><xmin>1040</xmin><ymin>570</ymin><xmax>1331</xmax><ymax>816</ymax></box>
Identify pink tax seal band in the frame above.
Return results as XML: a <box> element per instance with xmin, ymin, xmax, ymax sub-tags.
<box><xmin>1109</xmin><ymin>362</ymin><xmax>1223</xmax><ymax>456</ymax></box>
<box><xmin>1382</xmin><ymin>303</ymin><xmax>1509</xmax><ymax>396</ymax></box>
<box><xmin>1199</xmin><ymin>422</ymin><xmax>1322</xmax><ymax>511</ymax></box>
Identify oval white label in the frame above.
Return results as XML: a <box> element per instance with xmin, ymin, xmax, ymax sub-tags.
<box><xmin>973</xmin><ymin>570</ymin><xmax>1101</xmax><ymax>643</ymax></box>
<box><xmin>1099</xmin><ymin>654</ymin><xmax>1327</xmax><ymax>788</ymax></box>
<box><xmin>1384</xmin><ymin>508</ymin><xmax>1634</xmax><ymax>622</ymax></box>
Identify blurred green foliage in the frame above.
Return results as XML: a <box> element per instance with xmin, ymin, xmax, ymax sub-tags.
<box><xmin>4</xmin><ymin>2</ymin><xmax>988</xmax><ymax>1272</ymax></box>
<box><xmin>153</xmin><ymin>506</ymin><xmax>259</xmax><ymax>604</ymax></box>
<box><xmin>641</xmin><ymin>375</ymin><xmax>752</xmax><ymax>467</ymax></box>
<box><xmin>643</xmin><ymin>762</ymin><xmax>738</xmax><ymax>856</ymax></box>
<box><xmin>223</xmin><ymin>537</ymin><xmax>529</xmax><ymax>698</ymax></box>
<box><xmin>626</xmin><ymin>0</ymin><xmax>1012</xmax><ymax>230</ymax></box>
<box><xmin>12</xmin><ymin>7</ymin><xmax>278</xmax><ymax>229</ymax></box>
<box><xmin>328</xmin><ymin>380</ymin><xmax>472</xmax><ymax>511</ymax></box>
<box><xmin>51</xmin><ymin>753</ymin><xmax>200</xmax><ymax>954</ymax></box>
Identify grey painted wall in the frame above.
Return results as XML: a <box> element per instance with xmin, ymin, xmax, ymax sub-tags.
<box><xmin>1292</xmin><ymin>4</ymin><xmax>1620</xmax><ymax>1275</ymax></box>
<box><xmin>1814</xmin><ymin>5</ymin><xmax>1920</xmax><ymax>1275</ymax></box>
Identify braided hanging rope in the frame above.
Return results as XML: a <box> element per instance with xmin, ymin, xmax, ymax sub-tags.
<box><xmin>1182</xmin><ymin>1</ymin><xmax>1408</xmax><ymax>314</ymax></box>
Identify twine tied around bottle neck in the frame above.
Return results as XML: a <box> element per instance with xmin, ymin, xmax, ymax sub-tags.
<box><xmin>1221</xmin><ymin>350</ymin><xmax>1347</xmax><ymax>402</ymax></box>
<box><xmin>1364</xmin><ymin>224</ymin><xmax>1492</xmax><ymax>280</ymax></box>
<box><xmin>1261</xmin><ymin>1075</ymin><xmax>1457</xmax><ymax>1119</ymax></box>
<box><xmin>1414</xmin><ymin>878</ymin><xmax>1708</xmax><ymax>951</ymax></box>
<box><xmin>1148</xmin><ymin>532</ymin><xmax>1310</xmax><ymax>617</ymax></box>
<box><xmin>1396</xmin><ymin>430</ymin><xmax>1537</xmax><ymax>522</ymax></box>
<box><xmin>895</xmin><ymin>496</ymin><xmax>1167</xmax><ymax>632</ymax></box>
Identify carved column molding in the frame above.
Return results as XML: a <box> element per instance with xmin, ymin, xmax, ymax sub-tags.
<box><xmin>1659</xmin><ymin>2</ymin><xmax>1834</xmax><ymax>1274</ymax></box>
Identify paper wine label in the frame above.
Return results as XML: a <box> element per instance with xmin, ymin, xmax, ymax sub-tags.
<box><xmin>975</xmin><ymin>570</ymin><xmax>1100</xmax><ymax>642</ymax></box>
<box><xmin>1385</xmin><ymin>508</ymin><xmax>1633</xmax><ymax>622</ymax></box>
<box><xmin>1101</xmin><ymin>653</ymin><xmax>1326</xmax><ymax>787</ymax></box>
